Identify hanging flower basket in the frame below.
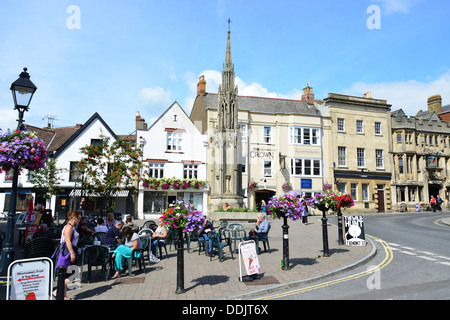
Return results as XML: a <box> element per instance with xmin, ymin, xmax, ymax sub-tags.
<box><xmin>282</xmin><ymin>182</ymin><xmax>292</xmax><ymax>191</ymax></box>
<box><xmin>266</xmin><ymin>192</ymin><xmax>305</xmax><ymax>221</ymax></box>
<box><xmin>248</xmin><ymin>180</ymin><xmax>258</xmax><ymax>189</ymax></box>
<box><xmin>0</xmin><ymin>129</ymin><xmax>48</xmax><ymax>173</ymax></box>
<box><xmin>307</xmin><ymin>192</ymin><xmax>354</xmax><ymax>212</ymax></box>
<box><xmin>161</xmin><ymin>200</ymin><xmax>204</xmax><ymax>233</ymax></box>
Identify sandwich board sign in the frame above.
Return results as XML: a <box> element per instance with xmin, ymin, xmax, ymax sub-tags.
<box><xmin>6</xmin><ymin>257</ymin><xmax>53</xmax><ymax>300</ymax></box>
<box><xmin>238</xmin><ymin>240</ymin><xmax>261</xmax><ymax>281</ymax></box>
<box><xmin>344</xmin><ymin>215</ymin><xmax>366</xmax><ymax>246</ymax></box>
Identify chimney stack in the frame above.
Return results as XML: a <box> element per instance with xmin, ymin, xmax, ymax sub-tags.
<box><xmin>197</xmin><ymin>75</ymin><xmax>206</xmax><ymax>96</ymax></box>
<box><xmin>301</xmin><ymin>83</ymin><xmax>314</xmax><ymax>105</ymax></box>
<box><xmin>427</xmin><ymin>94</ymin><xmax>442</xmax><ymax>114</ymax></box>
<box><xmin>136</xmin><ymin>111</ymin><xmax>147</xmax><ymax>130</ymax></box>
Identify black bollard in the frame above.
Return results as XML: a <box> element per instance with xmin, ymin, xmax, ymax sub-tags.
<box><xmin>175</xmin><ymin>228</ymin><xmax>186</xmax><ymax>294</ymax></box>
<box><xmin>281</xmin><ymin>215</ymin><xmax>290</xmax><ymax>270</ymax></box>
<box><xmin>55</xmin><ymin>266</ymin><xmax>67</xmax><ymax>300</ymax></box>
<box><xmin>337</xmin><ymin>208</ymin><xmax>344</xmax><ymax>245</ymax></box>
<box><xmin>321</xmin><ymin>210</ymin><xmax>330</xmax><ymax>257</ymax></box>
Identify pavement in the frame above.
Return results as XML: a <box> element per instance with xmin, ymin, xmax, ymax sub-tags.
<box><xmin>2</xmin><ymin>212</ymin><xmax>449</xmax><ymax>300</ymax></box>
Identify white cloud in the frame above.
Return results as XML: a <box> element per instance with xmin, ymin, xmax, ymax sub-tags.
<box><xmin>0</xmin><ymin>108</ymin><xmax>18</xmax><ymax>132</ymax></box>
<box><xmin>343</xmin><ymin>71</ymin><xmax>450</xmax><ymax>115</ymax></box>
<box><xmin>138</xmin><ymin>86</ymin><xmax>172</xmax><ymax>109</ymax></box>
<box><xmin>184</xmin><ymin>69</ymin><xmax>302</xmax><ymax>113</ymax></box>
<box><xmin>372</xmin><ymin>0</ymin><xmax>420</xmax><ymax>14</ymax></box>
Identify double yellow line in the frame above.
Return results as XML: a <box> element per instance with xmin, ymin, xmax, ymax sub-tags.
<box><xmin>254</xmin><ymin>235</ymin><xmax>393</xmax><ymax>300</ymax></box>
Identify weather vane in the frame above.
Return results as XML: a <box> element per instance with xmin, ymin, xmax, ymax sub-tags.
<box><xmin>227</xmin><ymin>18</ymin><xmax>232</xmax><ymax>31</ymax></box>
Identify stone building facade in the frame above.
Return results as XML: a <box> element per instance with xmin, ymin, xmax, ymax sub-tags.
<box><xmin>325</xmin><ymin>92</ymin><xmax>393</xmax><ymax>213</ymax></box>
<box><xmin>391</xmin><ymin>95</ymin><xmax>450</xmax><ymax>211</ymax></box>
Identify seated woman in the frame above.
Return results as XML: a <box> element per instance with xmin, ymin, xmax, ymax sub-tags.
<box><xmin>111</xmin><ymin>225</ymin><xmax>143</xmax><ymax>279</ymax></box>
<box><xmin>151</xmin><ymin>217</ymin><xmax>168</xmax><ymax>256</ymax></box>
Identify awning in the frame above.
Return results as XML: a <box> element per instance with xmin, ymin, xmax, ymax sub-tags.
<box><xmin>69</xmin><ymin>189</ymin><xmax>130</xmax><ymax>197</ymax></box>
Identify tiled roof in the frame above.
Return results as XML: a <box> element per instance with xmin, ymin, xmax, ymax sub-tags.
<box><xmin>197</xmin><ymin>93</ymin><xmax>321</xmax><ymax>116</ymax></box>
<box><xmin>26</xmin><ymin>124</ymin><xmax>81</xmax><ymax>153</ymax></box>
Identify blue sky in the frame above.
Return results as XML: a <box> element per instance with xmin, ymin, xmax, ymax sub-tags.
<box><xmin>1</xmin><ymin>0</ymin><xmax>450</xmax><ymax>134</ymax></box>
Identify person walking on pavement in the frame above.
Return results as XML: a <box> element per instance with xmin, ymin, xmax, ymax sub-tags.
<box><xmin>431</xmin><ymin>196</ymin><xmax>436</xmax><ymax>212</ymax></box>
<box><xmin>436</xmin><ymin>195</ymin><xmax>443</xmax><ymax>211</ymax></box>
<box><xmin>301</xmin><ymin>197</ymin><xmax>308</xmax><ymax>224</ymax></box>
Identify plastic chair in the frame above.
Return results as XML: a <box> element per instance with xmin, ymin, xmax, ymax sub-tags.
<box><xmin>76</xmin><ymin>235</ymin><xmax>94</xmax><ymax>263</ymax></box>
<box><xmin>22</xmin><ymin>237</ymin><xmax>56</xmax><ymax>259</ymax></box>
<box><xmin>126</xmin><ymin>246</ymin><xmax>147</xmax><ymax>276</ymax></box>
<box><xmin>142</xmin><ymin>220</ymin><xmax>157</xmax><ymax>231</ymax></box>
<box><xmin>83</xmin><ymin>245</ymin><xmax>110</xmax><ymax>283</ymax></box>
<box><xmin>94</xmin><ymin>232</ymin><xmax>107</xmax><ymax>244</ymax></box>
<box><xmin>168</xmin><ymin>228</ymin><xmax>179</xmax><ymax>251</ymax></box>
<box><xmin>255</xmin><ymin>223</ymin><xmax>271</xmax><ymax>254</ymax></box>
<box><xmin>213</xmin><ymin>220</ymin><xmax>228</xmax><ymax>230</ymax></box>
<box><xmin>186</xmin><ymin>232</ymin><xmax>199</xmax><ymax>253</ymax></box>
<box><xmin>206</xmin><ymin>232</ymin><xmax>233</xmax><ymax>262</ymax></box>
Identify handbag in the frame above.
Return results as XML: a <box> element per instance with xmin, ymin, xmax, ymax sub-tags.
<box><xmin>54</xmin><ymin>243</ymin><xmax>71</xmax><ymax>272</ymax></box>
<box><xmin>53</xmin><ymin>225</ymin><xmax>75</xmax><ymax>272</ymax></box>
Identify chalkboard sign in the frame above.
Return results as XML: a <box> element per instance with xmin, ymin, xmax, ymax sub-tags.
<box><xmin>344</xmin><ymin>216</ymin><xmax>366</xmax><ymax>246</ymax></box>
<box><xmin>400</xmin><ymin>203</ymin><xmax>406</xmax><ymax>212</ymax></box>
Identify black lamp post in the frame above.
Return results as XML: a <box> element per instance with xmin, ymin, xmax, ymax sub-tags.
<box><xmin>336</xmin><ymin>207</ymin><xmax>344</xmax><ymax>245</ymax></box>
<box><xmin>281</xmin><ymin>216</ymin><xmax>290</xmax><ymax>270</ymax></box>
<box><xmin>0</xmin><ymin>68</ymin><xmax>37</xmax><ymax>295</ymax></box>
<box><xmin>321</xmin><ymin>209</ymin><xmax>330</xmax><ymax>257</ymax></box>
<box><xmin>175</xmin><ymin>228</ymin><xmax>186</xmax><ymax>294</ymax></box>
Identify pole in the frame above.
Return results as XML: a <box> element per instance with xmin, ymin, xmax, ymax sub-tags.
<box><xmin>337</xmin><ymin>207</ymin><xmax>344</xmax><ymax>245</ymax></box>
<box><xmin>0</xmin><ymin>112</ymin><xmax>25</xmax><ymax>299</ymax></box>
<box><xmin>321</xmin><ymin>210</ymin><xmax>330</xmax><ymax>257</ymax></box>
<box><xmin>281</xmin><ymin>215</ymin><xmax>290</xmax><ymax>270</ymax></box>
<box><xmin>175</xmin><ymin>227</ymin><xmax>185</xmax><ymax>294</ymax></box>
<box><xmin>55</xmin><ymin>266</ymin><xmax>67</xmax><ymax>300</ymax></box>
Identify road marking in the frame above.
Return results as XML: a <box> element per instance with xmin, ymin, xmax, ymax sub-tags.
<box><xmin>438</xmin><ymin>262</ymin><xmax>450</xmax><ymax>267</ymax></box>
<box><xmin>399</xmin><ymin>251</ymin><xmax>416</xmax><ymax>255</ymax></box>
<box><xmin>416</xmin><ymin>251</ymin><xmax>436</xmax><ymax>255</ymax></box>
<box><xmin>254</xmin><ymin>234</ymin><xmax>393</xmax><ymax>300</ymax></box>
<box><xmin>417</xmin><ymin>256</ymin><xmax>437</xmax><ymax>261</ymax></box>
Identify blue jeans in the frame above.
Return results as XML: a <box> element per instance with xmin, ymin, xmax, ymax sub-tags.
<box><xmin>201</xmin><ymin>234</ymin><xmax>219</xmax><ymax>252</ymax></box>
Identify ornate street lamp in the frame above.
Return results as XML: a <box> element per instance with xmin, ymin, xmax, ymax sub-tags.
<box><xmin>10</xmin><ymin>68</ymin><xmax>37</xmax><ymax>129</ymax></box>
<box><xmin>0</xmin><ymin>68</ymin><xmax>37</xmax><ymax>297</ymax></box>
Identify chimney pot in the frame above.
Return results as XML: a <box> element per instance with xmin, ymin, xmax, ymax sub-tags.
<box><xmin>197</xmin><ymin>75</ymin><xmax>206</xmax><ymax>96</ymax></box>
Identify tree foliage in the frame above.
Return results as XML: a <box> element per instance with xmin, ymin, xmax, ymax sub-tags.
<box><xmin>78</xmin><ymin>134</ymin><xmax>143</xmax><ymax>213</ymax></box>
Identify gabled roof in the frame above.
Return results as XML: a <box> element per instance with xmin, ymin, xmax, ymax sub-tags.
<box><xmin>145</xmin><ymin>101</ymin><xmax>192</xmax><ymax>132</ymax></box>
<box><xmin>27</xmin><ymin>112</ymin><xmax>117</xmax><ymax>157</ymax></box>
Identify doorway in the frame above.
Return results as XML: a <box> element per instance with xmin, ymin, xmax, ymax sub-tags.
<box><xmin>377</xmin><ymin>185</ymin><xmax>385</xmax><ymax>213</ymax></box>
<box><xmin>255</xmin><ymin>190</ymin><xmax>275</xmax><ymax>211</ymax></box>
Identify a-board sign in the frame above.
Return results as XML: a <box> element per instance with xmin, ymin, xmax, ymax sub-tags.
<box><xmin>344</xmin><ymin>215</ymin><xmax>366</xmax><ymax>246</ymax></box>
<box><xmin>238</xmin><ymin>240</ymin><xmax>261</xmax><ymax>281</ymax></box>
<box><xmin>25</xmin><ymin>225</ymin><xmax>39</xmax><ymax>245</ymax></box>
<box><xmin>6</xmin><ymin>257</ymin><xmax>53</xmax><ymax>300</ymax></box>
